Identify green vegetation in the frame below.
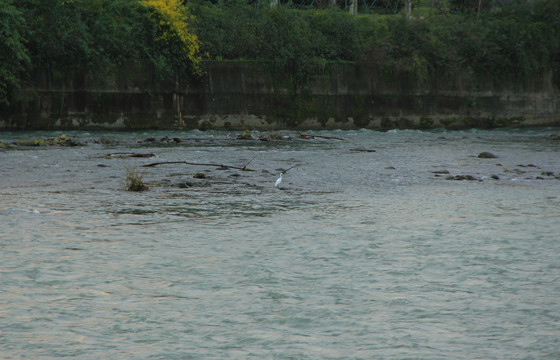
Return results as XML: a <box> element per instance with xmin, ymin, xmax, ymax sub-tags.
<box><xmin>1</xmin><ymin>0</ymin><xmax>201</xmax><ymax>107</ymax></box>
<box><xmin>0</xmin><ymin>1</ymin><xmax>30</xmax><ymax>106</ymax></box>
<box><xmin>125</xmin><ymin>167</ymin><xmax>149</xmax><ymax>191</ymax></box>
<box><xmin>14</xmin><ymin>134</ymin><xmax>80</xmax><ymax>146</ymax></box>
<box><xmin>189</xmin><ymin>0</ymin><xmax>560</xmax><ymax>88</ymax></box>
<box><xmin>1</xmin><ymin>0</ymin><xmax>559</xmax><ymax>109</ymax></box>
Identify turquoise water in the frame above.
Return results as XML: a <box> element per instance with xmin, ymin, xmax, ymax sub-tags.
<box><xmin>1</xmin><ymin>128</ymin><xmax>559</xmax><ymax>359</ymax></box>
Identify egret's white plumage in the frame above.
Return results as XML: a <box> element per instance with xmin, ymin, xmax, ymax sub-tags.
<box><xmin>274</xmin><ymin>173</ymin><xmax>283</xmax><ymax>188</ymax></box>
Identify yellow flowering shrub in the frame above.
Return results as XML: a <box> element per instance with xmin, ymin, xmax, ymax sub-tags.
<box><xmin>141</xmin><ymin>0</ymin><xmax>201</xmax><ymax>71</ymax></box>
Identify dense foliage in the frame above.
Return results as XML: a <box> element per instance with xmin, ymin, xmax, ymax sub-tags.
<box><xmin>1</xmin><ymin>0</ymin><xmax>201</xmax><ymax>106</ymax></box>
<box><xmin>189</xmin><ymin>0</ymin><xmax>560</xmax><ymax>87</ymax></box>
<box><xmin>0</xmin><ymin>1</ymin><xmax>29</xmax><ymax>106</ymax></box>
<box><xmin>1</xmin><ymin>0</ymin><xmax>559</xmax><ymax>106</ymax></box>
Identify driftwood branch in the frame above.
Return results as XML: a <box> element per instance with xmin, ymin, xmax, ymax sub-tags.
<box><xmin>299</xmin><ymin>133</ymin><xmax>346</xmax><ymax>141</ymax></box>
<box><xmin>282</xmin><ymin>164</ymin><xmax>300</xmax><ymax>174</ymax></box>
<box><xmin>142</xmin><ymin>160</ymin><xmax>254</xmax><ymax>171</ymax></box>
<box><xmin>241</xmin><ymin>156</ymin><xmax>257</xmax><ymax>171</ymax></box>
<box><xmin>105</xmin><ymin>152</ymin><xmax>155</xmax><ymax>158</ymax></box>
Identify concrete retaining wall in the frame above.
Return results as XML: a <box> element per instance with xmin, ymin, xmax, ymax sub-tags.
<box><xmin>2</xmin><ymin>61</ymin><xmax>558</xmax><ymax>130</ymax></box>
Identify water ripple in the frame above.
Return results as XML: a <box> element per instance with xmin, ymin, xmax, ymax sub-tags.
<box><xmin>1</xmin><ymin>128</ymin><xmax>560</xmax><ymax>359</ymax></box>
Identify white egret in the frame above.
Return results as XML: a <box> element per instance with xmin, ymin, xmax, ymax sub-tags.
<box><xmin>274</xmin><ymin>172</ymin><xmax>283</xmax><ymax>188</ymax></box>
<box><xmin>274</xmin><ymin>164</ymin><xmax>299</xmax><ymax>188</ymax></box>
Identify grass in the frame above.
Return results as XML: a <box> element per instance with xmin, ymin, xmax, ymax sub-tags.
<box><xmin>125</xmin><ymin>167</ymin><xmax>149</xmax><ymax>192</ymax></box>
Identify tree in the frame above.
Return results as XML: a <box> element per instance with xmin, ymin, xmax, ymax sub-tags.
<box><xmin>0</xmin><ymin>0</ymin><xmax>29</xmax><ymax>106</ymax></box>
<box><xmin>140</xmin><ymin>0</ymin><xmax>202</xmax><ymax>75</ymax></box>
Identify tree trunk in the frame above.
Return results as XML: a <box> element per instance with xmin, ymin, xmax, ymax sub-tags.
<box><xmin>348</xmin><ymin>0</ymin><xmax>358</xmax><ymax>15</ymax></box>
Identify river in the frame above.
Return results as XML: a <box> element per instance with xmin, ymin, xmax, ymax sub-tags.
<box><xmin>1</xmin><ymin>128</ymin><xmax>559</xmax><ymax>359</ymax></box>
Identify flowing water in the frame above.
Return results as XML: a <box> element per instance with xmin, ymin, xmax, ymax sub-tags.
<box><xmin>1</xmin><ymin>128</ymin><xmax>559</xmax><ymax>359</ymax></box>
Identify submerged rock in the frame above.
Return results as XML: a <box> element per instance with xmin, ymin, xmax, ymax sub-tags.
<box><xmin>259</xmin><ymin>132</ymin><xmax>288</xmax><ymax>141</ymax></box>
<box><xmin>16</xmin><ymin>139</ymin><xmax>47</xmax><ymax>146</ymax></box>
<box><xmin>445</xmin><ymin>174</ymin><xmax>479</xmax><ymax>181</ymax></box>
<box><xmin>350</xmin><ymin>148</ymin><xmax>376</xmax><ymax>153</ymax></box>
<box><xmin>237</xmin><ymin>130</ymin><xmax>253</xmax><ymax>140</ymax></box>
<box><xmin>136</xmin><ymin>136</ymin><xmax>183</xmax><ymax>145</ymax></box>
<box><xmin>478</xmin><ymin>152</ymin><xmax>498</xmax><ymax>158</ymax></box>
<box><xmin>128</xmin><ymin>182</ymin><xmax>148</xmax><ymax>192</ymax></box>
<box><xmin>502</xmin><ymin>167</ymin><xmax>525</xmax><ymax>175</ymax></box>
<box><xmin>15</xmin><ymin>134</ymin><xmax>80</xmax><ymax>147</ymax></box>
<box><xmin>159</xmin><ymin>136</ymin><xmax>183</xmax><ymax>144</ymax></box>
<box><xmin>54</xmin><ymin>134</ymin><xmax>80</xmax><ymax>146</ymax></box>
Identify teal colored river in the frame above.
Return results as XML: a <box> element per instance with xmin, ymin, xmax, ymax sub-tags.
<box><xmin>1</xmin><ymin>128</ymin><xmax>559</xmax><ymax>359</ymax></box>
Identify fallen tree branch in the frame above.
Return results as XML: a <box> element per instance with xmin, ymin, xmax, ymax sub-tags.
<box><xmin>142</xmin><ymin>160</ymin><xmax>254</xmax><ymax>171</ymax></box>
<box><xmin>241</xmin><ymin>156</ymin><xmax>257</xmax><ymax>171</ymax></box>
<box><xmin>299</xmin><ymin>133</ymin><xmax>346</xmax><ymax>141</ymax></box>
<box><xmin>105</xmin><ymin>152</ymin><xmax>155</xmax><ymax>158</ymax></box>
<box><xmin>281</xmin><ymin>164</ymin><xmax>300</xmax><ymax>173</ymax></box>
<box><xmin>350</xmin><ymin>148</ymin><xmax>376</xmax><ymax>153</ymax></box>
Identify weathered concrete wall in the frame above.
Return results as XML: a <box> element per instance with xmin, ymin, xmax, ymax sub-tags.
<box><xmin>1</xmin><ymin>61</ymin><xmax>559</xmax><ymax>130</ymax></box>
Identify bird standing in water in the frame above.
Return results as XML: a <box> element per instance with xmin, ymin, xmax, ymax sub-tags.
<box><xmin>274</xmin><ymin>172</ymin><xmax>283</xmax><ymax>188</ymax></box>
<box><xmin>274</xmin><ymin>164</ymin><xmax>298</xmax><ymax>189</ymax></box>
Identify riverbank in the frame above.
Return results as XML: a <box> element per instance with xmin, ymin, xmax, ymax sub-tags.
<box><xmin>2</xmin><ymin>61</ymin><xmax>559</xmax><ymax>130</ymax></box>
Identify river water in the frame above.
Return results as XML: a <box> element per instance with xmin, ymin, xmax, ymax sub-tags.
<box><xmin>1</xmin><ymin>128</ymin><xmax>559</xmax><ymax>359</ymax></box>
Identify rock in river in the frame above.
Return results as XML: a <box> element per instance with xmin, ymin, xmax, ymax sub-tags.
<box><xmin>478</xmin><ymin>152</ymin><xmax>498</xmax><ymax>158</ymax></box>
